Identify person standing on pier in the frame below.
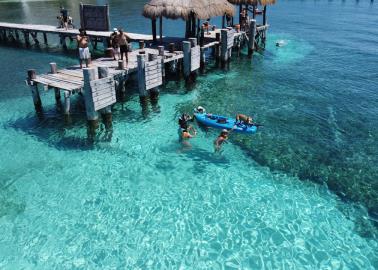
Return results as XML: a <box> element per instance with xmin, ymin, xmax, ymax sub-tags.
<box><xmin>77</xmin><ymin>29</ymin><xmax>90</xmax><ymax>68</ymax></box>
<box><xmin>110</xmin><ymin>28</ymin><xmax>120</xmax><ymax>60</ymax></box>
<box><xmin>118</xmin><ymin>29</ymin><xmax>129</xmax><ymax>66</ymax></box>
<box><xmin>60</xmin><ymin>6</ymin><xmax>68</xmax><ymax>30</ymax></box>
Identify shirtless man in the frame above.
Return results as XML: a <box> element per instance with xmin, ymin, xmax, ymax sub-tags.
<box><xmin>77</xmin><ymin>29</ymin><xmax>90</xmax><ymax>68</ymax></box>
<box><xmin>118</xmin><ymin>29</ymin><xmax>129</xmax><ymax>65</ymax></box>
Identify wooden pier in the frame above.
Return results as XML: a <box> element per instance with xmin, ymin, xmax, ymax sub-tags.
<box><xmin>0</xmin><ymin>4</ymin><xmax>271</xmax><ymax>136</ymax></box>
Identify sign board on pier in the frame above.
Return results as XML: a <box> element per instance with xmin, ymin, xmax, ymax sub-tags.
<box><xmin>90</xmin><ymin>76</ymin><xmax>116</xmax><ymax>111</ymax></box>
<box><xmin>79</xmin><ymin>4</ymin><xmax>110</xmax><ymax>31</ymax></box>
<box><xmin>145</xmin><ymin>58</ymin><xmax>163</xmax><ymax>90</ymax></box>
<box><xmin>191</xmin><ymin>46</ymin><xmax>200</xmax><ymax>72</ymax></box>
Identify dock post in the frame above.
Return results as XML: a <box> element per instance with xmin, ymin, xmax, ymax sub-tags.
<box><xmin>248</xmin><ymin>19</ymin><xmax>257</xmax><ymax>56</ymax></box>
<box><xmin>83</xmin><ymin>68</ymin><xmax>99</xmax><ymax>136</ymax></box>
<box><xmin>27</xmin><ymin>69</ymin><xmax>42</xmax><ymax>112</ymax></box>
<box><xmin>63</xmin><ymin>91</ymin><xmax>71</xmax><ymax>122</ymax></box>
<box><xmin>188</xmin><ymin>37</ymin><xmax>197</xmax><ymax>48</ymax></box>
<box><xmin>137</xmin><ymin>53</ymin><xmax>148</xmax><ymax>101</ymax></box>
<box><xmin>50</xmin><ymin>63</ymin><xmax>61</xmax><ymax>103</ymax></box>
<box><xmin>200</xmin><ymin>47</ymin><xmax>205</xmax><ymax>74</ymax></box>
<box><xmin>15</xmin><ymin>30</ymin><xmax>20</xmax><ymax>42</ymax></box>
<box><xmin>183</xmin><ymin>41</ymin><xmax>191</xmax><ymax>81</ymax></box>
<box><xmin>118</xmin><ymin>60</ymin><xmax>125</xmax><ymax>70</ymax></box>
<box><xmin>43</xmin><ymin>32</ymin><xmax>48</xmax><ymax>45</ymax></box>
<box><xmin>221</xmin><ymin>29</ymin><xmax>229</xmax><ymax>66</ymax></box>
<box><xmin>215</xmin><ymin>32</ymin><xmax>221</xmax><ymax>65</ymax></box>
<box><xmin>23</xmin><ymin>31</ymin><xmax>30</xmax><ymax>46</ymax></box>
<box><xmin>98</xmin><ymin>66</ymin><xmax>112</xmax><ymax>130</ymax></box>
<box><xmin>168</xmin><ymin>43</ymin><xmax>175</xmax><ymax>53</ymax></box>
<box><xmin>158</xmin><ymin>45</ymin><xmax>165</xmax><ymax>84</ymax></box>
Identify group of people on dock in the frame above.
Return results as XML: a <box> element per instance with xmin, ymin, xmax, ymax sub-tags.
<box><xmin>110</xmin><ymin>28</ymin><xmax>130</xmax><ymax>64</ymax></box>
<box><xmin>178</xmin><ymin>107</ymin><xmax>255</xmax><ymax>152</ymax></box>
<box><xmin>75</xmin><ymin>27</ymin><xmax>130</xmax><ymax>69</ymax></box>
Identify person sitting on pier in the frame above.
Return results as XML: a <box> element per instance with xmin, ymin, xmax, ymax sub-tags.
<box><xmin>77</xmin><ymin>29</ymin><xmax>90</xmax><ymax>69</ymax></box>
<box><xmin>110</xmin><ymin>28</ymin><xmax>120</xmax><ymax>60</ymax></box>
<box><xmin>235</xmin><ymin>113</ymin><xmax>254</xmax><ymax>125</ymax></box>
<box><xmin>117</xmin><ymin>29</ymin><xmax>130</xmax><ymax>65</ymax></box>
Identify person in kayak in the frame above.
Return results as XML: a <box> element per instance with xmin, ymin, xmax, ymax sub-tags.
<box><xmin>236</xmin><ymin>114</ymin><xmax>254</xmax><ymax>125</ymax></box>
<box><xmin>214</xmin><ymin>129</ymin><xmax>229</xmax><ymax>151</ymax></box>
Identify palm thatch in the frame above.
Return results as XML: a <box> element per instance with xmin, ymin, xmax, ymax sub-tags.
<box><xmin>227</xmin><ymin>0</ymin><xmax>276</xmax><ymax>5</ymax></box>
<box><xmin>143</xmin><ymin>0</ymin><xmax>235</xmax><ymax>20</ymax></box>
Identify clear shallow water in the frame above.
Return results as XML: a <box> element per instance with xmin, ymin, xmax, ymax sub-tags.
<box><xmin>0</xmin><ymin>0</ymin><xmax>378</xmax><ymax>269</ymax></box>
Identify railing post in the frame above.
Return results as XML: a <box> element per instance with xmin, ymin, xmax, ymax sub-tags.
<box><xmin>248</xmin><ymin>19</ymin><xmax>257</xmax><ymax>56</ymax></box>
<box><xmin>137</xmin><ymin>53</ymin><xmax>147</xmax><ymax>100</ymax></box>
<box><xmin>221</xmin><ymin>29</ymin><xmax>229</xmax><ymax>64</ymax></box>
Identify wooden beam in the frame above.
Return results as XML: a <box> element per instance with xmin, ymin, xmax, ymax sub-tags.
<box><xmin>159</xmin><ymin>16</ymin><xmax>163</xmax><ymax>43</ymax></box>
<box><xmin>152</xmin><ymin>18</ymin><xmax>157</xmax><ymax>43</ymax></box>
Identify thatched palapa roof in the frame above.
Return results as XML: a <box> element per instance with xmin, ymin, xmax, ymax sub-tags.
<box><xmin>143</xmin><ymin>0</ymin><xmax>235</xmax><ymax>20</ymax></box>
<box><xmin>227</xmin><ymin>0</ymin><xmax>276</xmax><ymax>5</ymax></box>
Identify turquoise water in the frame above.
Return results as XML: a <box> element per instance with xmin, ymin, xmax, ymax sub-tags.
<box><xmin>1</xmin><ymin>0</ymin><xmax>378</xmax><ymax>269</ymax></box>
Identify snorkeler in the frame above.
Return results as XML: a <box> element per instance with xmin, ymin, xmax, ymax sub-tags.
<box><xmin>214</xmin><ymin>129</ymin><xmax>229</xmax><ymax>151</ymax></box>
<box><xmin>178</xmin><ymin>113</ymin><xmax>194</xmax><ymax>130</ymax></box>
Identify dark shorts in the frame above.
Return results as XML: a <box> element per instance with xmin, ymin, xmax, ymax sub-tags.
<box><xmin>63</xmin><ymin>16</ymin><xmax>68</xmax><ymax>23</ymax></box>
<box><xmin>120</xmin><ymin>45</ymin><xmax>128</xmax><ymax>54</ymax></box>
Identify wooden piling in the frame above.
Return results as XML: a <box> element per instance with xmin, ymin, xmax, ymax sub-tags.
<box><xmin>15</xmin><ymin>30</ymin><xmax>20</xmax><ymax>41</ymax></box>
<box><xmin>158</xmin><ymin>45</ymin><xmax>165</xmax><ymax>83</ymax></box>
<box><xmin>183</xmin><ymin>41</ymin><xmax>191</xmax><ymax>80</ymax></box>
<box><xmin>49</xmin><ymin>63</ymin><xmax>61</xmax><ymax>103</ymax></box>
<box><xmin>248</xmin><ymin>19</ymin><xmax>257</xmax><ymax>56</ymax></box>
<box><xmin>27</xmin><ymin>69</ymin><xmax>42</xmax><ymax>112</ymax></box>
<box><xmin>215</xmin><ymin>32</ymin><xmax>221</xmax><ymax>64</ymax></box>
<box><xmin>263</xmin><ymin>6</ymin><xmax>267</xmax><ymax>26</ymax></box>
<box><xmin>189</xmin><ymin>37</ymin><xmax>197</xmax><ymax>48</ymax></box>
<box><xmin>83</xmin><ymin>68</ymin><xmax>99</xmax><ymax>133</ymax></box>
<box><xmin>98</xmin><ymin>66</ymin><xmax>112</xmax><ymax>130</ymax></box>
<box><xmin>200</xmin><ymin>47</ymin><xmax>205</xmax><ymax>73</ymax></box>
<box><xmin>220</xmin><ymin>29</ymin><xmax>229</xmax><ymax>64</ymax></box>
<box><xmin>43</xmin><ymin>32</ymin><xmax>48</xmax><ymax>45</ymax></box>
<box><xmin>23</xmin><ymin>31</ymin><xmax>30</xmax><ymax>46</ymax></box>
<box><xmin>137</xmin><ymin>53</ymin><xmax>148</xmax><ymax>99</ymax></box>
<box><xmin>168</xmin><ymin>43</ymin><xmax>175</xmax><ymax>53</ymax></box>
<box><xmin>152</xmin><ymin>19</ymin><xmax>157</xmax><ymax>43</ymax></box>
<box><xmin>118</xmin><ymin>60</ymin><xmax>125</xmax><ymax>70</ymax></box>
<box><xmin>63</xmin><ymin>91</ymin><xmax>70</xmax><ymax>116</ymax></box>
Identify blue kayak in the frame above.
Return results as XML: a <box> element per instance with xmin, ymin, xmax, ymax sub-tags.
<box><xmin>194</xmin><ymin>112</ymin><xmax>258</xmax><ymax>134</ymax></box>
